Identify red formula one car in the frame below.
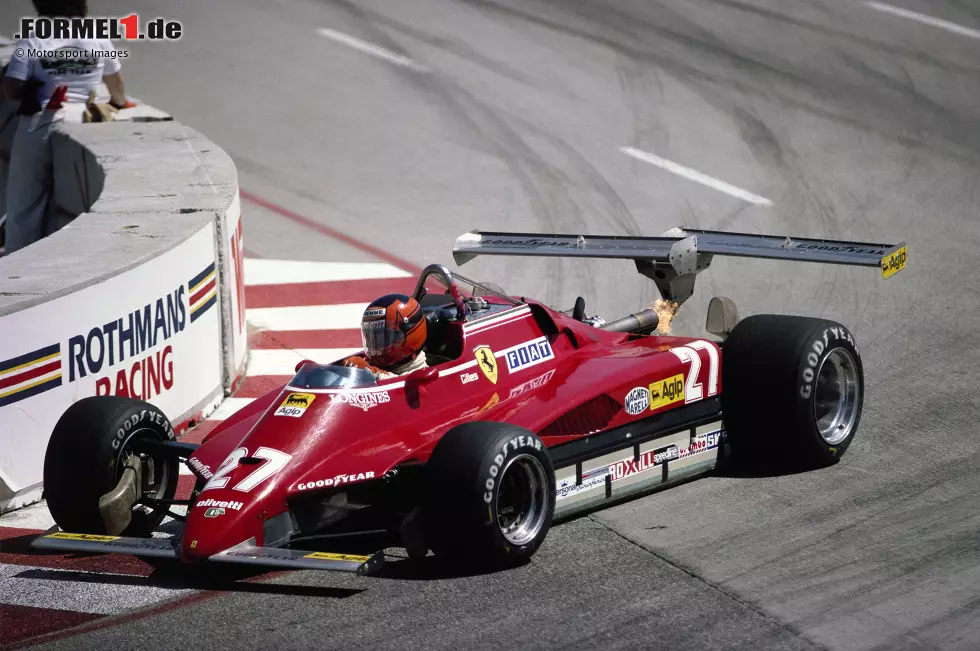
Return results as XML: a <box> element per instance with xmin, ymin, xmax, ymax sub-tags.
<box><xmin>34</xmin><ymin>228</ymin><xmax>907</xmax><ymax>574</ymax></box>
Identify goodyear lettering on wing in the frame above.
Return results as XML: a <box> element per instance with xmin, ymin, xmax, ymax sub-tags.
<box><xmin>789</xmin><ymin>242</ymin><xmax>885</xmax><ymax>256</ymax></box>
<box><xmin>275</xmin><ymin>392</ymin><xmax>316</xmax><ymax>418</ymax></box>
<box><xmin>650</xmin><ymin>374</ymin><xmax>684</xmax><ymax>411</ymax></box>
<box><xmin>501</xmin><ymin>336</ymin><xmax>554</xmax><ymax>374</ymax></box>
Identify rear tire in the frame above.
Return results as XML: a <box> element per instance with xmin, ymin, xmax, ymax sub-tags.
<box><xmin>43</xmin><ymin>397</ymin><xmax>179</xmax><ymax>535</ymax></box>
<box><xmin>423</xmin><ymin>422</ymin><xmax>555</xmax><ymax>569</ymax></box>
<box><xmin>721</xmin><ymin>315</ymin><xmax>864</xmax><ymax>468</ymax></box>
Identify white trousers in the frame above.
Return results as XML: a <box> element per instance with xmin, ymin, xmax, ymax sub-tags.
<box><xmin>5</xmin><ymin>112</ymin><xmax>60</xmax><ymax>254</ymax></box>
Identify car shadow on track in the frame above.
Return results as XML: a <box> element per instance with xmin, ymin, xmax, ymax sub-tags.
<box><xmin>713</xmin><ymin>452</ymin><xmax>834</xmax><ymax>479</ymax></box>
<box><xmin>12</xmin><ymin>564</ymin><xmax>363</xmax><ymax>599</ymax></box>
<box><xmin>12</xmin><ymin>537</ymin><xmax>364</xmax><ymax>599</ymax></box>
<box><xmin>371</xmin><ymin>553</ymin><xmax>525</xmax><ymax>581</ymax></box>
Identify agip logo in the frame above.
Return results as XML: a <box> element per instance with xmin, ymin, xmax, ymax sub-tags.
<box><xmin>274</xmin><ymin>392</ymin><xmax>316</xmax><ymax>418</ymax></box>
<box><xmin>650</xmin><ymin>374</ymin><xmax>684</xmax><ymax>411</ymax></box>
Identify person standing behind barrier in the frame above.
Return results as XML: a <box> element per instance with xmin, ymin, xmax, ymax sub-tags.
<box><xmin>2</xmin><ymin>0</ymin><xmax>132</xmax><ymax>255</ymax></box>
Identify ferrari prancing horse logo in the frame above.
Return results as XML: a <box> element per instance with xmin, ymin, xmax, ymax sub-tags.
<box><xmin>473</xmin><ymin>345</ymin><xmax>498</xmax><ymax>384</ymax></box>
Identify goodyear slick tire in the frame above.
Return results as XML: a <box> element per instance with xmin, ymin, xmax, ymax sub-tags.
<box><xmin>423</xmin><ymin>422</ymin><xmax>555</xmax><ymax>569</ymax></box>
<box><xmin>721</xmin><ymin>315</ymin><xmax>864</xmax><ymax>468</ymax></box>
<box><xmin>43</xmin><ymin>396</ymin><xmax>178</xmax><ymax>535</ymax></box>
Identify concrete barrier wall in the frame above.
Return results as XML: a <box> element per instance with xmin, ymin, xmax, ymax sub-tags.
<box><xmin>0</xmin><ymin>115</ymin><xmax>247</xmax><ymax>512</ymax></box>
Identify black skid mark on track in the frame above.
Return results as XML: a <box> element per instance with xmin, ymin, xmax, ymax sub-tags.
<box><xmin>319</xmin><ymin>0</ymin><xmax>652</xmax><ymax>306</ymax></box>
<box><xmin>458</xmin><ymin>0</ymin><xmax>980</xmax><ymax>164</ymax></box>
<box><xmin>312</xmin><ymin>0</ymin><xmax>569</xmax><ymax>301</ymax></box>
<box><xmin>616</xmin><ymin>54</ymin><xmax>670</xmax><ymax>162</ymax></box>
<box><xmin>696</xmin><ymin>0</ymin><xmax>980</xmax><ymax>76</ymax></box>
<box><xmin>323</xmin><ymin>3</ymin><xmax>583</xmax><ymax>102</ymax></box>
<box><xmin>587</xmin><ymin>514</ymin><xmax>821</xmax><ymax>647</ymax></box>
<box><xmin>316</xmin><ymin>0</ymin><xmax>418</xmax><ymax>62</ymax></box>
<box><xmin>510</xmin><ymin>115</ymin><xmax>643</xmax><ymax>238</ymax></box>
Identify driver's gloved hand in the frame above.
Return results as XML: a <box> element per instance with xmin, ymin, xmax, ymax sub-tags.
<box><xmin>583</xmin><ymin>315</ymin><xmax>606</xmax><ymax>328</ymax></box>
<box><xmin>341</xmin><ymin>355</ymin><xmax>396</xmax><ymax>379</ymax></box>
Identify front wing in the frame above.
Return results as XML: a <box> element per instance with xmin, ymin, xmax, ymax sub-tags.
<box><xmin>31</xmin><ymin>532</ymin><xmax>385</xmax><ymax>575</ymax></box>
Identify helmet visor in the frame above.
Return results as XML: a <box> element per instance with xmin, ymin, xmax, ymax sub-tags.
<box><xmin>361</xmin><ymin>319</ymin><xmax>406</xmax><ymax>362</ymax></box>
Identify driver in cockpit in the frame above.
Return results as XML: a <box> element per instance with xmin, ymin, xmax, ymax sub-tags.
<box><xmin>340</xmin><ymin>294</ymin><xmax>429</xmax><ymax>380</ymax></box>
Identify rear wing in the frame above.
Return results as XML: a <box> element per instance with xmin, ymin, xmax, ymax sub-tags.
<box><xmin>453</xmin><ymin>228</ymin><xmax>907</xmax><ymax>306</ymax></box>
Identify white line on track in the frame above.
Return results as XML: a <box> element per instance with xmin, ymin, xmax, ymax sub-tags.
<box><xmin>866</xmin><ymin>2</ymin><xmax>980</xmax><ymax>39</ymax></box>
<box><xmin>247</xmin><ymin>304</ymin><xmax>368</xmax><ymax>331</ymax></box>
<box><xmin>244</xmin><ymin>259</ymin><xmax>411</xmax><ymax>286</ymax></box>
<box><xmin>247</xmin><ymin>348</ymin><xmax>361</xmax><ymax>376</ymax></box>
<box><xmin>619</xmin><ymin>146</ymin><xmax>773</xmax><ymax>206</ymax></box>
<box><xmin>316</xmin><ymin>28</ymin><xmax>428</xmax><ymax>72</ymax></box>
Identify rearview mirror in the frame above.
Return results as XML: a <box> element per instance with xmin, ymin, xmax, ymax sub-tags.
<box><xmin>405</xmin><ymin>366</ymin><xmax>439</xmax><ymax>385</ymax></box>
<box><xmin>295</xmin><ymin>359</ymin><xmax>316</xmax><ymax>373</ymax></box>
<box><xmin>706</xmin><ymin>296</ymin><xmax>740</xmax><ymax>338</ymax></box>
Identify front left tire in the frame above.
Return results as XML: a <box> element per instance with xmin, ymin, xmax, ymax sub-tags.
<box><xmin>43</xmin><ymin>396</ymin><xmax>179</xmax><ymax>536</ymax></box>
<box><xmin>423</xmin><ymin>422</ymin><xmax>555</xmax><ymax>569</ymax></box>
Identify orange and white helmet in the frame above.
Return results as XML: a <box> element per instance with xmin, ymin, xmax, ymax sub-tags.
<box><xmin>360</xmin><ymin>294</ymin><xmax>427</xmax><ymax>367</ymax></box>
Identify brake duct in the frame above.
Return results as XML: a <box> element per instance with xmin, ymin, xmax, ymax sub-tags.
<box><xmin>98</xmin><ymin>455</ymin><xmax>142</xmax><ymax>535</ymax></box>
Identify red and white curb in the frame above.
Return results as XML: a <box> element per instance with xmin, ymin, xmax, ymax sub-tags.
<box><xmin>0</xmin><ymin>256</ymin><xmax>414</xmax><ymax>648</ymax></box>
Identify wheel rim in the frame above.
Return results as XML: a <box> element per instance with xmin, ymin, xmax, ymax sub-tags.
<box><xmin>114</xmin><ymin>427</ymin><xmax>173</xmax><ymax>518</ymax></box>
<box><xmin>495</xmin><ymin>454</ymin><xmax>549</xmax><ymax>547</ymax></box>
<box><xmin>813</xmin><ymin>348</ymin><xmax>861</xmax><ymax>445</ymax></box>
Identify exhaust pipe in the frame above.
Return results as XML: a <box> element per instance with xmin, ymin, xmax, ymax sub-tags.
<box><xmin>599</xmin><ymin>308</ymin><xmax>660</xmax><ymax>335</ymax></box>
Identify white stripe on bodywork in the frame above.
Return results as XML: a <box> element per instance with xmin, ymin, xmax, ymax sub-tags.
<box><xmin>463</xmin><ymin>306</ymin><xmax>531</xmax><ymax>333</ymax></box>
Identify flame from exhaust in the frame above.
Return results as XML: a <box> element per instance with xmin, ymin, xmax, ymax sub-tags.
<box><xmin>652</xmin><ymin>298</ymin><xmax>679</xmax><ymax>335</ymax></box>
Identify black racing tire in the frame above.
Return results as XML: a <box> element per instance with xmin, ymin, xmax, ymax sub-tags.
<box><xmin>721</xmin><ymin>315</ymin><xmax>864</xmax><ymax>469</ymax></box>
<box><xmin>43</xmin><ymin>396</ymin><xmax>179</xmax><ymax>536</ymax></box>
<box><xmin>423</xmin><ymin>422</ymin><xmax>555</xmax><ymax>569</ymax></box>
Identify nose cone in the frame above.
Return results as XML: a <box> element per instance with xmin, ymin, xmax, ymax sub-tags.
<box><xmin>180</xmin><ymin>491</ymin><xmax>261</xmax><ymax>561</ymax></box>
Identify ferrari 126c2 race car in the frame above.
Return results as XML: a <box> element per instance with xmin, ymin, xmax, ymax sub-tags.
<box><xmin>34</xmin><ymin>228</ymin><xmax>907</xmax><ymax>575</ymax></box>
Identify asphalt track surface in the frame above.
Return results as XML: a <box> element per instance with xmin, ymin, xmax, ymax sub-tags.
<box><xmin>3</xmin><ymin>0</ymin><xmax>980</xmax><ymax>648</ymax></box>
